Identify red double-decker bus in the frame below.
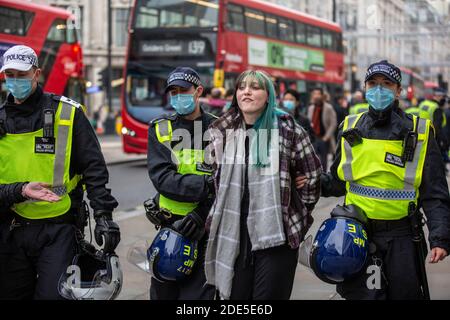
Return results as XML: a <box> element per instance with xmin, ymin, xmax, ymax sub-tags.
<box><xmin>0</xmin><ymin>0</ymin><xmax>84</xmax><ymax>103</ymax></box>
<box><xmin>121</xmin><ymin>0</ymin><xmax>344</xmax><ymax>154</ymax></box>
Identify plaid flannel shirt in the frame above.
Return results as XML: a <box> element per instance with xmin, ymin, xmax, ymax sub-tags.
<box><xmin>206</xmin><ymin>108</ymin><xmax>322</xmax><ymax>249</ymax></box>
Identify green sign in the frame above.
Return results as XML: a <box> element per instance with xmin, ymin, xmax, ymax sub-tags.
<box><xmin>248</xmin><ymin>37</ymin><xmax>324</xmax><ymax>73</ymax></box>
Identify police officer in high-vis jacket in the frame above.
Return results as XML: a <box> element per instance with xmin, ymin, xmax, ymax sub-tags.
<box><xmin>0</xmin><ymin>45</ymin><xmax>120</xmax><ymax>299</ymax></box>
<box><xmin>349</xmin><ymin>90</ymin><xmax>369</xmax><ymax>115</ymax></box>
<box><xmin>419</xmin><ymin>87</ymin><xmax>448</xmax><ymax>159</ymax></box>
<box><xmin>146</xmin><ymin>67</ymin><xmax>216</xmax><ymax>300</ymax></box>
<box><xmin>321</xmin><ymin>60</ymin><xmax>450</xmax><ymax>300</ymax></box>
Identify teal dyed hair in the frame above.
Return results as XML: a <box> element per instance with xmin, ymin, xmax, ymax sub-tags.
<box><xmin>234</xmin><ymin>70</ymin><xmax>285</xmax><ymax>167</ymax></box>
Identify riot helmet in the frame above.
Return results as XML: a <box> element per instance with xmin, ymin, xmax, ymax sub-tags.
<box><xmin>58</xmin><ymin>240</ymin><xmax>123</xmax><ymax>300</ymax></box>
<box><xmin>298</xmin><ymin>204</ymin><xmax>369</xmax><ymax>284</ymax></box>
<box><xmin>147</xmin><ymin>227</ymin><xmax>198</xmax><ymax>282</ymax></box>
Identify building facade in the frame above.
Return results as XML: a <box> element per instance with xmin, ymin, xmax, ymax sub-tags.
<box><xmin>267</xmin><ymin>0</ymin><xmax>450</xmax><ymax>91</ymax></box>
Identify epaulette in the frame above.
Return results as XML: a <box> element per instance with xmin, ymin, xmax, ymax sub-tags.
<box><xmin>58</xmin><ymin>95</ymin><xmax>83</xmax><ymax>109</ymax></box>
<box><xmin>150</xmin><ymin>113</ymin><xmax>177</xmax><ymax>126</ymax></box>
<box><xmin>404</xmin><ymin>112</ymin><xmax>414</xmax><ymax>122</ymax></box>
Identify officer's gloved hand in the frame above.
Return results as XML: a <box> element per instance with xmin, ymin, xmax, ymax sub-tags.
<box><xmin>206</xmin><ymin>175</ymin><xmax>215</xmax><ymax>198</ymax></box>
<box><xmin>94</xmin><ymin>210</ymin><xmax>121</xmax><ymax>253</ymax></box>
<box><xmin>172</xmin><ymin>210</ymin><xmax>205</xmax><ymax>241</ymax></box>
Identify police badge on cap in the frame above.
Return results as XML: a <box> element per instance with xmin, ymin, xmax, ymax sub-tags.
<box><xmin>365</xmin><ymin>60</ymin><xmax>402</xmax><ymax>85</ymax></box>
<box><xmin>0</xmin><ymin>45</ymin><xmax>39</xmax><ymax>73</ymax></box>
<box><xmin>165</xmin><ymin>67</ymin><xmax>202</xmax><ymax>93</ymax></box>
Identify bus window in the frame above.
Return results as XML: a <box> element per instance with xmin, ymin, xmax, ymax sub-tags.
<box><xmin>226</xmin><ymin>4</ymin><xmax>244</xmax><ymax>32</ymax></box>
<box><xmin>135</xmin><ymin>0</ymin><xmax>218</xmax><ymax>29</ymax></box>
<box><xmin>265</xmin><ymin>14</ymin><xmax>278</xmax><ymax>39</ymax></box>
<box><xmin>307</xmin><ymin>25</ymin><xmax>321</xmax><ymax>47</ymax></box>
<box><xmin>128</xmin><ymin>75</ymin><xmax>167</xmax><ymax>108</ymax></box>
<box><xmin>0</xmin><ymin>6</ymin><xmax>34</xmax><ymax>36</ymax></box>
<box><xmin>160</xmin><ymin>7</ymin><xmax>183</xmax><ymax>27</ymax></box>
<box><xmin>295</xmin><ymin>22</ymin><xmax>306</xmax><ymax>44</ymax></box>
<box><xmin>322</xmin><ymin>31</ymin><xmax>333</xmax><ymax>50</ymax></box>
<box><xmin>135</xmin><ymin>6</ymin><xmax>158</xmax><ymax>28</ymax></box>
<box><xmin>47</xmin><ymin>19</ymin><xmax>69</xmax><ymax>43</ymax></box>
<box><xmin>334</xmin><ymin>32</ymin><xmax>343</xmax><ymax>53</ymax></box>
<box><xmin>245</xmin><ymin>8</ymin><xmax>265</xmax><ymax>37</ymax></box>
<box><xmin>279</xmin><ymin>18</ymin><xmax>294</xmax><ymax>42</ymax></box>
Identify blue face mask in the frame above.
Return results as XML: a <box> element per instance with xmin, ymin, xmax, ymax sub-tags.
<box><xmin>5</xmin><ymin>77</ymin><xmax>34</xmax><ymax>100</ymax></box>
<box><xmin>170</xmin><ymin>92</ymin><xmax>196</xmax><ymax>115</ymax></box>
<box><xmin>283</xmin><ymin>100</ymin><xmax>296</xmax><ymax>111</ymax></box>
<box><xmin>365</xmin><ymin>85</ymin><xmax>395</xmax><ymax>111</ymax></box>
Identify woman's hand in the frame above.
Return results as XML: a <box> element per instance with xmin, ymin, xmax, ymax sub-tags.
<box><xmin>295</xmin><ymin>175</ymin><xmax>307</xmax><ymax>189</ymax></box>
<box><xmin>429</xmin><ymin>247</ymin><xmax>448</xmax><ymax>263</ymax></box>
<box><xmin>22</xmin><ymin>182</ymin><xmax>61</xmax><ymax>202</ymax></box>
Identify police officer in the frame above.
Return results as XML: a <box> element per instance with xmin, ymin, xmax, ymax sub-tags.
<box><xmin>419</xmin><ymin>87</ymin><xmax>448</xmax><ymax>159</ymax></box>
<box><xmin>405</xmin><ymin>104</ymin><xmax>421</xmax><ymax>117</ymax></box>
<box><xmin>321</xmin><ymin>60</ymin><xmax>450</xmax><ymax>300</ymax></box>
<box><xmin>349</xmin><ymin>90</ymin><xmax>369</xmax><ymax>115</ymax></box>
<box><xmin>0</xmin><ymin>45</ymin><xmax>120</xmax><ymax>299</ymax></box>
<box><xmin>146</xmin><ymin>66</ymin><xmax>216</xmax><ymax>300</ymax></box>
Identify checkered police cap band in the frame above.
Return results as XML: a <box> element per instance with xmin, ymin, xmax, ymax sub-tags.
<box><xmin>167</xmin><ymin>72</ymin><xmax>201</xmax><ymax>87</ymax></box>
<box><xmin>3</xmin><ymin>53</ymin><xmax>38</xmax><ymax>67</ymax></box>
<box><xmin>365</xmin><ymin>62</ymin><xmax>402</xmax><ymax>85</ymax></box>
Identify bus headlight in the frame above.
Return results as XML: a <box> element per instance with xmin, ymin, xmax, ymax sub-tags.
<box><xmin>121</xmin><ymin>126</ymin><xmax>136</xmax><ymax>137</ymax></box>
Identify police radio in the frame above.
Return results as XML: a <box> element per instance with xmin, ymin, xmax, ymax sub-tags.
<box><xmin>43</xmin><ymin>109</ymin><xmax>54</xmax><ymax>138</ymax></box>
<box><xmin>402</xmin><ymin>131</ymin><xmax>417</xmax><ymax>163</ymax></box>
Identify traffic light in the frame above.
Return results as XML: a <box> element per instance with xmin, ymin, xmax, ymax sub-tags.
<box><xmin>97</xmin><ymin>68</ymin><xmax>110</xmax><ymax>90</ymax></box>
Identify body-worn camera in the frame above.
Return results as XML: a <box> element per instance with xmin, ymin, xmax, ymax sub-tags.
<box><xmin>342</xmin><ymin>128</ymin><xmax>363</xmax><ymax>147</ymax></box>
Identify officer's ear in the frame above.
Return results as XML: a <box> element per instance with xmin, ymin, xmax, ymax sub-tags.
<box><xmin>195</xmin><ymin>86</ymin><xmax>204</xmax><ymax>99</ymax></box>
<box><xmin>33</xmin><ymin>67</ymin><xmax>41</xmax><ymax>80</ymax></box>
<box><xmin>395</xmin><ymin>84</ymin><xmax>402</xmax><ymax>99</ymax></box>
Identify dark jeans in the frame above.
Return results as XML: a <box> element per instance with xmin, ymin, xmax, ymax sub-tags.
<box><xmin>336</xmin><ymin>219</ymin><xmax>424</xmax><ymax>300</ymax></box>
<box><xmin>313</xmin><ymin>139</ymin><xmax>329</xmax><ymax>171</ymax></box>
<box><xmin>150</xmin><ymin>237</ymin><xmax>215</xmax><ymax>300</ymax></box>
<box><xmin>0</xmin><ymin>222</ymin><xmax>76</xmax><ymax>300</ymax></box>
<box><xmin>230</xmin><ymin>243</ymin><xmax>298</xmax><ymax>300</ymax></box>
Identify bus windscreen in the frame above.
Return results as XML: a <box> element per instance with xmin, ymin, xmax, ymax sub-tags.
<box><xmin>134</xmin><ymin>0</ymin><xmax>219</xmax><ymax>29</ymax></box>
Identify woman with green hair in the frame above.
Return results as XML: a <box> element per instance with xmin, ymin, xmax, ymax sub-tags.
<box><xmin>204</xmin><ymin>70</ymin><xmax>323</xmax><ymax>299</ymax></box>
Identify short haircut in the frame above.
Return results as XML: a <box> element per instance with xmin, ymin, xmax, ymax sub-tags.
<box><xmin>311</xmin><ymin>87</ymin><xmax>324</xmax><ymax>95</ymax></box>
<box><xmin>284</xmin><ymin>88</ymin><xmax>300</xmax><ymax>101</ymax></box>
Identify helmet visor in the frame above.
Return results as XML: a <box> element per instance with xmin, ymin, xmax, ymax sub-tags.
<box><xmin>298</xmin><ymin>235</ymin><xmax>314</xmax><ymax>268</ymax></box>
<box><xmin>58</xmin><ymin>255</ymin><xmax>123</xmax><ymax>300</ymax></box>
<box><xmin>127</xmin><ymin>239</ymin><xmax>152</xmax><ymax>274</ymax></box>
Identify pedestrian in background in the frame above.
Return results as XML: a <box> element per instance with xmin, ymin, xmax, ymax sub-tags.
<box><xmin>333</xmin><ymin>95</ymin><xmax>349</xmax><ymax>140</ymax></box>
<box><xmin>349</xmin><ymin>90</ymin><xmax>369</xmax><ymax>115</ymax></box>
<box><xmin>281</xmin><ymin>88</ymin><xmax>315</xmax><ymax>142</ymax></box>
<box><xmin>307</xmin><ymin>87</ymin><xmax>337</xmax><ymax>170</ymax></box>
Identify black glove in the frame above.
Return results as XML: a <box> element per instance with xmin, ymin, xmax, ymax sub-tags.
<box><xmin>206</xmin><ymin>175</ymin><xmax>215</xmax><ymax>197</ymax></box>
<box><xmin>94</xmin><ymin>210</ymin><xmax>121</xmax><ymax>253</ymax></box>
<box><xmin>144</xmin><ymin>197</ymin><xmax>171</xmax><ymax>228</ymax></box>
<box><xmin>172</xmin><ymin>210</ymin><xmax>205</xmax><ymax>241</ymax></box>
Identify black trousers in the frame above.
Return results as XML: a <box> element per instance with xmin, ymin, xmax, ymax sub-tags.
<box><xmin>313</xmin><ymin>139</ymin><xmax>330</xmax><ymax>171</ymax></box>
<box><xmin>337</xmin><ymin>219</ymin><xmax>424</xmax><ymax>300</ymax></box>
<box><xmin>229</xmin><ymin>243</ymin><xmax>298</xmax><ymax>300</ymax></box>
<box><xmin>0</xmin><ymin>222</ymin><xmax>76</xmax><ymax>300</ymax></box>
<box><xmin>150</xmin><ymin>237</ymin><xmax>216</xmax><ymax>300</ymax></box>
